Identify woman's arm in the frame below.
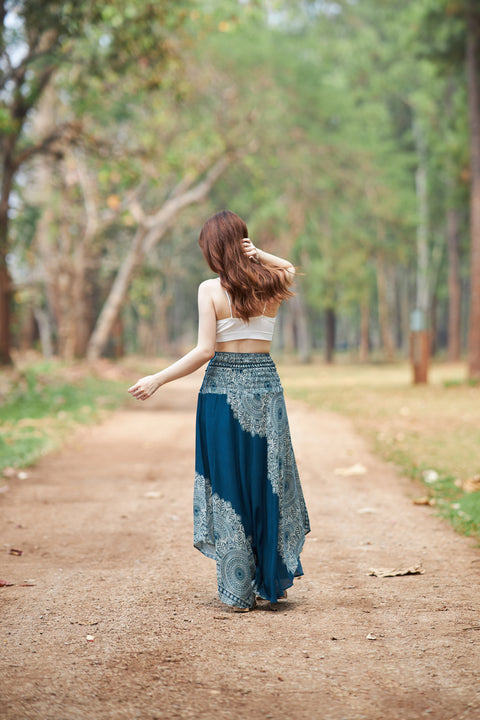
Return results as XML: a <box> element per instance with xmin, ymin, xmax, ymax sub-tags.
<box><xmin>128</xmin><ymin>282</ymin><xmax>217</xmax><ymax>401</ymax></box>
<box><xmin>242</xmin><ymin>238</ymin><xmax>295</xmax><ymax>279</ymax></box>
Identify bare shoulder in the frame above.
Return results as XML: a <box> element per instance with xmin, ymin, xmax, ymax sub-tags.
<box><xmin>198</xmin><ymin>278</ymin><xmax>221</xmax><ymax>304</ymax></box>
<box><xmin>199</xmin><ymin>278</ymin><xmax>219</xmax><ymax>292</ymax></box>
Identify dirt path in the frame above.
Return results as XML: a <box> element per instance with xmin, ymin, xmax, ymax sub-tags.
<box><xmin>1</xmin><ymin>370</ymin><xmax>480</xmax><ymax>720</ymax></box>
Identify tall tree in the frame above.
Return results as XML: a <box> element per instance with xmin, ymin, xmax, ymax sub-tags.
<box><xmin>466</xmin><ymin>1</ymin><xmax>480</xmax><ymax>379</ymax></box>
<box><xmin>0</xmin><ymin>0</ymin><xmax>187</xmax><ymax>364</ymax></box>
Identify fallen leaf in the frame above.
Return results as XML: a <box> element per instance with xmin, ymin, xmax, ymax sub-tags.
<box><xmin>369</xmin><ymin>565</ymin><xmax>424</xmax><ymax>578</ymax></box>
<box><xmin>334</xmin><ymin>463</ymin><xmax>367</xmax><ymax>477</ymax></box>
<box><xmin>413</xmin><ymin>496</ymin><xmax>435</xmax><ymax>506</ymax></box>
<box><xmin>8</xmin><ymin>548</ymin><xmax>23</xmax><ymax>556</ymax></box>
<box><xmin>462</xmin><ymin>475</ymin><xmax>480</xmax><ymax>493</ymax></box>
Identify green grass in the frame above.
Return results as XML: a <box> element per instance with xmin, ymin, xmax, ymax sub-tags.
<box><xmin>0</xmin><ymin>360</ymin><xmax>127</xmax><ymax>475</ymax></box>
<box><xmin>279</xmin><ymin>359</ymin><xmax>480</xmax><ymax>539</ymax></box>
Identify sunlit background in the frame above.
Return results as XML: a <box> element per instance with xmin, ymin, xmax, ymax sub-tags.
<box><xmin>1</xmin><ymin>0</ymin><xmax>479</xmax><ymax>377</ymax></box>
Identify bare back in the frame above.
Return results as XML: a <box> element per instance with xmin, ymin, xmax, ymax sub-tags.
<box><xmin>209</xmin><ymin>278</ymin><xmax>279</xmax><ymax>354</ymax></box>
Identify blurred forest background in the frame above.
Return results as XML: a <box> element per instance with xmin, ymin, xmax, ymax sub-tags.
<box><xmin>1</xmin><ymin>0</ymin><xmax>480</xmax><ymax>377</ymax></box>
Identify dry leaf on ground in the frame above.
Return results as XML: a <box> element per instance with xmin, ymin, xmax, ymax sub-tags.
<box><xmin>368</xmin><ymin>565</ymin><xmax>424</xmax><ymax>578</ymax></box>
<box><xmin>334</xmin><ymin>463</ymin><xmax>367</xmax><ymax>477</ymax></box>
<box><xmin>413</xmin><ymin>497</ymin><xmax>435</xmax><ymax>506</ymax></box>
<box><xmin>462</xmin><ymin>475</ymin><xmax>480</xmax><ymax>493</ymax></box>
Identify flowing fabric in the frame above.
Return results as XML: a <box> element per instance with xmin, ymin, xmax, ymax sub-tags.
<box><xmin>194</xmin><ymin>352</ymin><xmax>310</xmax><ymax>609</ymax></box>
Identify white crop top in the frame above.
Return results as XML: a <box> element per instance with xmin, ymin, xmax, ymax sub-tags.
<box><xmin>216</xmin><ymin>291</ymin><xmax>276</xmax><ymax>342</ymax></box>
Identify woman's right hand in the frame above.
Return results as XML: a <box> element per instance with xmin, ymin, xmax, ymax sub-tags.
<box><xmin>128</xmin><ymin>374</ymin><xmax>161</xmax><ymax>401</ymax></box>
<box><xmin>242</xmin><ymin>238</ymin><xmax>258</xmax><ymax>261</ymax></box>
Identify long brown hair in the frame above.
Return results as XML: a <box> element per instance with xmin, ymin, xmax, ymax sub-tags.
<box><xmin>199</xmin><ymin>210</ymin><xmax>293</xmax><ymax>321</ymax></box>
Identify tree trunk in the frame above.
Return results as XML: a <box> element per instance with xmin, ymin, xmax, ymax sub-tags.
<box><xmin>87</xmin><ymin>226</ymin><xmax>146</xmax><ymax>361</ymax></box>
<box><xmin>73</xmin><ymin>150</ymin><xmax>99</xmax><ymax>357</ymax></box>
<box><xmin>413</xmin><ymin>116</ymin><xmax>430</xmax><ymax>322</ymax></box>
<box><xmin>154</xmin><ymin>291</ymin><xmax>171</xmax><ymax>356</ymax></box>
<box><xmin>35</xmin><ymin>203</ymin><xmax>60</xmax><ymax>352</ymax></box>
<box><xmin>430</xmin><ymin>291</ymin><xmax>438</xmax><ymax>356</ymax></box>
<box><xmin>111</xmin><ymin>316</ymin><xmax>125</xmax><ymax>359</ymax></box>
<box><xmin>359</xmin><ymin>300</ymin><xmax>369</xmax><ymax>362</ymax></box>
<box><xmin>296</xmin><ymin>307</ymin><xmax>310</xmax><ymax>363</ymax></box>
<box><xmin>466</xmin><ymin>3</ymin><xmax>480</xmax><ymax>379</ymax></box>
<box><xmin>399</xmin><ymin>269</ymin><xmax>411</xmax><ymax>357</ymax></box>
<box><xmin>291</xmin><ymin>290</ymin><xmax>310</xmax><ymax>363</ymax></box>
<box><xmin>0</xmin><ymin>151</ymin><xmax>15</xmax><ymax>365</ymax></box>
<box><xmin>281</xmin><ymin>302</ymin><xmax>296</xmax><ymax>355</ymax></box>
<box><xmin>325</xmin><ymin>307</ymin><xmax>335</xmax><ymax>364</ymax></box>
<box><xmin>376</xmin><ymin>248</ymin><xmax>395</xmax><ymax>361</ymax></box>
<box><xmin>447</xmin><ymin>206</ymin><xmax>462</xmax><ymax>361</ymax></box>
<box><xmin>31</xmin><ymin>88</ymin><xmax>61</xmax><ymax>356</ymax></box>
<box><xmin>19</xmin><ymin>304</ymin><xmax>36</xmax><ymax>352</ymax></box>
<box><xmin>33</xmin><ymin>306</ymin><xmax>54</xmax><ymax>359</ymax></box>
<box><xmin>0</xmin><ymin>261</ymin><xmax>12</xmax><ymax>364</ymax></box>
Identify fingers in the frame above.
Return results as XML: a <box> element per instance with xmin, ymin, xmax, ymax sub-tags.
<box><xmin>128</xmin><ymin>384</ymin><xmax>150</xmax><ymax>401</ymax></box>
<box><xmin>242</xmin><ymin>238</ymin><xmax>257</xmax><ymax>260</ymax></box>
<box><xmin>242</xmin><ymin>238</ymin><xmax>258</xmax><ymax>262</ymax></box>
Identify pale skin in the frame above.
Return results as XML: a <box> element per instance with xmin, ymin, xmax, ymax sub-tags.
<box><xmin>128</xmin><ymin>239</ymin><xmax>295</xmax><ymax>401</ymax></box>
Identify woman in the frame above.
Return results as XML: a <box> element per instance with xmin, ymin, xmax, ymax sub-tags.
<box><xmin>128</xmin><ymin>210</ymin><xmax>310</xmax><ymax>612</ymax></box>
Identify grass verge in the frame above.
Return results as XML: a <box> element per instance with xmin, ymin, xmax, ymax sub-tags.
<box><xmin>280</xmin><ymin>359</ymin><xmax>480</xmax><ymax>540</ymax></box>
<box><xmin>0</xmin><ymin>359</ymin><xmax>128</xmax><ymax>478</ymax></box>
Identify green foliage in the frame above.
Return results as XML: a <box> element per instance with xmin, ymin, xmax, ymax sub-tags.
<box><xmin>3</xmin><ymin>0</ymin><xmax>477</xmax><ymax>359</ymax></box>
<box><xmin>0</xmin><ymin>363</ymin><xmax>126</xmax><ymax>473</ymax></box>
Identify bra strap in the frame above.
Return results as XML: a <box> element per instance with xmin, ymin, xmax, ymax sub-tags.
<box><xmin>224</xmin><ymin>289</ymin><xmax>233</xmax><ymax>318</ymax></box>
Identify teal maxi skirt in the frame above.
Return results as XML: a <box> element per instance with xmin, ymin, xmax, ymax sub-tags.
<box><xmin>194</xmin><ymin>352</ymin><xmax>310</xmax><ymax>610</ymax></box>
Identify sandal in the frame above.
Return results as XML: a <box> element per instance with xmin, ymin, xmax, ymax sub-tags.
<box><xmin>232</xmin><ymin>599</ymin><xmax>256</xmax><ymax>613</ymax></box>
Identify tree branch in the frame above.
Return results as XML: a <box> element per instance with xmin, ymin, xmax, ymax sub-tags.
<box><xmin>142</xmin><ymin>155</ymin><xmax>230</xmax><ymax>254</ymax></box>
<box><xmin>13</xmin><ymin>120</ymin><xmax>82</xmax><ymax>169</ymax></box>
<box><xmin>86</xmin><ymin>151</ymin><xmax>232</xmax><ymax>360</ymax></box>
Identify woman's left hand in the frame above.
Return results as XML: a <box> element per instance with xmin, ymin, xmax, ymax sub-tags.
<box><xmin>128</xmin><ymin>375</ymin><xmax>161</xmax><ymax>401</ymax></box>
<box><xmin>242</xmin><ymin>238</ymin><xmax>258</xmax><ymax>261</ymax></box>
